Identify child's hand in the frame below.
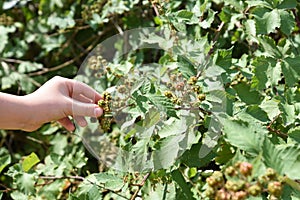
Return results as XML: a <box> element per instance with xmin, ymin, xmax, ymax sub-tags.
<box><xmin>25</xmin><ymin>76</ymin><xmax>103</xmax><ymax>131</ymax></box>
<box><xmin>0</xmin><ymin>76</ymin><xmax>103</xmax><ymax>132</ymax></box>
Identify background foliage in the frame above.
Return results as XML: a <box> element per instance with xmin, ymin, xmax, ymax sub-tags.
<box><xmin>1</xmin><ymin>0</ymin><xmax>300</xmax><ymax>199</ymax></box>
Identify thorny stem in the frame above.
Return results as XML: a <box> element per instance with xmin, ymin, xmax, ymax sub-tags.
<box><xmin>130</xmin><ymin>172</ymin><xmax>151</xmax><ymax>200</ymax></box>
<box><xmin>266</xmin><ymin>113</ymin><xmax>287</xmax><ymax>138</ymax></box>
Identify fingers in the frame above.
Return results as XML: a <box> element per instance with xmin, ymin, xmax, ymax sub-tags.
<box><xmin>74</xmin><ymin>116</ymin><xmax>88</xmax><ymax>127</ymax></box>
<box><xmin>58</xmin><ymin>117</ymin><xmax>75</xmax><ymax>131</ymax></box>
<box><xmin>71</xmin><ymin>80</ymin><xmax>102</xmax><ymax>104</ymax></box>
<box><xmin>72</xmin><ymin>99</ymin><xmax>103</xmax><ymax>118</ymax></box>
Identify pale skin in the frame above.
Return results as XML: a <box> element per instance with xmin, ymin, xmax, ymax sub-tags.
<box><xmin>0</xmin><ymin>76</ymin><xmax>103</xmax><ymax>132</ymax></box>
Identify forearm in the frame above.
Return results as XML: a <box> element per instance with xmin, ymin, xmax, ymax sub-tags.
<box><xmin>0</xmin><ymin>92</ymin><xmax>32</xmax><ymax>130</ymax></box>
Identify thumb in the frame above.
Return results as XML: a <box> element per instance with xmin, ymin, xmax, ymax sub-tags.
<box><xmin>72</xmin><ymin>100</ymin><xmax>103</xmax><ymax>117</ymax></box>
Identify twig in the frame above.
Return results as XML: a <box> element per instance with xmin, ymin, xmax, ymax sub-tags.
<box><xmin>266</xmin><ymin>113</ymin><xmax>287</xmax><ymax>137</ymax></box>
<box><xmin>28</xmin><ymin>37</ymin><xmax>100</xmax><ymax>76</ymax></box>
<box><xmin>0</xmin><ymin>183</ymin><xmax>15</xmax><ymax>193</ymax></box>
<box><xmin>130</xmin><ymin>172</ymin><xmax>151</xmax><ymax>200</ymax></box>
<box><xmin>113</xmin><ymin>19</ymin><xmax>124</xmax><ymax>36</ymax></box>
<box><xmin>39</xmin><ymin>175</ymin><xmax>85</xmax><ymax>181</ymax></box>
<box><xmin>149</xmin><ymin>0</ymin><xmax>160</xmax><ymax>16</ymax></box>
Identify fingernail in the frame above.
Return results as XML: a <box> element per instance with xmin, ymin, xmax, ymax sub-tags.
<box><xmin>94</xmin><ymin>107</ymin><xmax>103</xmax><ymax>117</ymax></box>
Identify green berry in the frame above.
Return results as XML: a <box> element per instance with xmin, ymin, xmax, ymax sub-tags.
<box><xmin>205</xmin><ymin>186</ymin><xmax>215</xmax><ymax>198</ymax></box>
<box><xmin>265</xmin><ymin>168</ymin><xmax>277</xmax><ymax>180</ymax></box>
<box><xmin>247</xmin><ymin>184</ymin><xmax>262</xmax><ymax>196</ymax></box>
<box><xmin>232</xmin><ymin>191</ymin><xmax>247</xmax><ymax>200</ymax></box>
<box><xmin>197</xmin><ymin>94</ymin><xmax>206</xmax><ymax>101</ymax></box>
<box><xmin>225</xmin><ymin>166</ymin><xmax>236</xmax><ymax>177</ymax></box>
<box><xmin>188</xmin><ymin>76</ymin><xmax>198</xmax><ymax>85</ymax></box>
<box><xmin>164</xmin><ymin>91</ymin><xmax>174</xmax><ymax>98</ymax></box>
<box><xmin>98</xmin><ymin>99</ymin><xmax>106</xmax><ymax>107</ymax></box>
<box><xmin>268</xmin><ymin>181</ymin><xmax>282</xmax><ymax>197</ymax></box>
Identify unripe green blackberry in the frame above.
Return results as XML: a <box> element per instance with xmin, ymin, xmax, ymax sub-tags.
<box><xmin>206</xmin><ymin>176</ymin><xmax>217</xmax><ymax>187</ymax></box>
<box><xmin>265</xmin><ymin>168</ymin><xmax>277</xmax><ymax>180</ymax></box>
<box><xmin>98</xmin><ymin>99</ymin><xmax>106</xmax><ymax>107</ymax></box>
<box><xmin>247</xmin><ymin>184</ymin><xmax>262</xmax><ymax>196</ymax></box>
<box><xmin>267</xmin><ymin>181</ymin><xmax>282</xmax><ymax>197</ymax></box>
<box><xmin>225</xmin><ymin>166</ymin><xmax>236</xmax><ymax>177</ymax></box>
<box><xmin>225</xmin><ymin>180</ymin><xmax>245</xmax><ymax>192</ymax></box>
<box><xmin>103</xmin><ymin>91</ymin><xmax>112</xmax><ymax>101</ymax></box>
<box><xmin>197</xmin><ymin>94</ymin><xmax>206</xmax><ymax>101</ymax></box>
<box><xmin>232</xmin><ymin>191</ymin><xmax>247</xmax><ymax>200</ymax></box>
<box><xmin>188</xmin><ymin>76</ymin><xmax>198</xmax><ymax>85</ymax></box>
<box><xmin>205</xmin><ymin>186</ymin><xmax>215</xmax><ymax>199</ymax></box>
<box><xmin>164</xmin><ymin>91</ymin><xmax>174</xmax><ymax>98</ymax></box>
<box><xmin>239</xmin><ymin>162</ymin><xmax>252</xmax><ymax>177</ymax></box>
<box><xmin>192</xmin><ymin>85</ymin><xmax>201</xmax><ymax>94</ymax></box>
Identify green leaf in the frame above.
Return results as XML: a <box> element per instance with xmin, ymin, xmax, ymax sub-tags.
<box><xmin>176</xmin><ymin>10</ymin><xmax>193</xmax><ymax>20</ymax></box>
<box><xmin>279</xmin><ymin>10</ymin><xmax>295</xmax><ymax>35</ymax></box>
<box><xmin>258</xmin><ymin>36</ymin><xmax>282</xmax><ymax>58</ymax></box>
<box><xmin>279</xmin><ymin>102</ymin><xmax>295</xmax><ymax>126</ymax></box>
<box><xmin>262</xmin><ymin>138</ymin><xmax>284</xmax><ymax>174</ymax></box>
<box><xmin>18</xmin><ymin>62</ymin><xmax>43</xmax><ymax>73</ymax></box>
<box><xmin>277</xmin><ymin>0</ymin><xmax>297</xmax><ymax>9</ymax></box>
<box><xmin>177</xmin><ymin>55</ymin><xmax>196</xmax><ymax>79</ymax></box>
<box><xmin>282</xmin><ymin>56</ymin><xmax>300</xmax><ymax>87</ymax></box>
<box><xmin>214</xmin><ymin>48</ymin><xmax>232</xmax><ymax>71</ymax></box>
<box><xmin>157</xmin><ymin>117</ymin><xmax>187</xmax><ymax>138</ymax></box>
<box><xmin>246</xmin><ymin>105</ymin><xmax>269</xmax><ymax>122</ymax></box>
<box><xmin>22</xmin><ymin>152</ymin><xmax>40</xmax><ymax>172</ymax></box>
<box><xmin>222</xmin><ymin>117</ymin><xmax>267</xmax><ymax>155</ymax></box>
<box><xmin>94</xmin><ymin>172</ymin><xmax>124</xmax><ymax>191</ymax></box>
<box><xmin>254</xmin><ymin>8</ymin><xmax>281</xmax><ymax>34</ymax></box>
<box><xmin>0</xmin><ymin>148</ymin><xmax>11</xmax><ymax>174</ymax></box>
<box><xmin>146</xmin><ymin>94</ymin><xmax>178</xmax><ymax>118</ymax></box>
<box><xmin>259</xmin><ymin>99</ymin><xmax>281</xmax><ymax>120</ymax></box>
<box><xmin>15</xmin><ymin>172</ymin><xmax>36</xmax><ymax>194</ymax></box>
<box><xmin>171</xmin><ymin>170</ymin><xmax>195</xmax><ymax>200</ymax></box>
<box><xmin>288</xmin><ymin>127</ymin><xmax>300</xmax><ymax>143</ymax></box>
<box><xmin>234</xmin><ymin>82</ymin><xmax>263</xmax><ymax>105</ymax></box>
<box><xmin>153</xmin><ymin>134</ymin><xmax>184</xmax><ymax>169</ymax></box>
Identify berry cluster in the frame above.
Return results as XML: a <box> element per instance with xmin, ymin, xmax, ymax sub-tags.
<box><xmin>205</xmin><ymin>162</ymin><xmax>284</xmax><ymax>200</ymax></box>
<box><xmin>0</xmin><ymin>13</ymin><xmax>14</xmax><ymax>26</ymax></box>
<box><xmin>163</xmin><ymin>74</ymin><xmax>206</xmax><ymax>107</ymax></box>
<box><xmin>81</xmin><ymin>0</ymin><xmax>108</xmax><ymax>21</ymax></box>
<box><xmin>98</xmin><ymin>91</ymin><xmax>113</xmax><ymax>132</ymax></box>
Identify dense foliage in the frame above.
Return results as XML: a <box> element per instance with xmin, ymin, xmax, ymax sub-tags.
<box><xmin>1</xmin><ymin>0</ymin><xmax>300</xmax><ymax>199</ymax></box>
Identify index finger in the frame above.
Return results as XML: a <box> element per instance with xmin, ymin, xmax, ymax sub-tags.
<box><xmin>69</xmin><ymin>80</ymin><xmax>102</xmax><ymax>103</ymax></box>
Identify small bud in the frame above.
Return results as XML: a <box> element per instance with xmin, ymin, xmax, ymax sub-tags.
<box><xmin>225</xmin><ymin>166</ymin><xmax>236</xmax><ymax>177</ymax></box>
